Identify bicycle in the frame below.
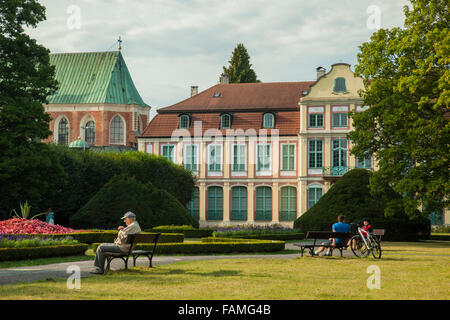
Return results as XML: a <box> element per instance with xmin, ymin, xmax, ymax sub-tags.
<box><xmin>350</xmin><ymin>227</ymin><xmax>382</xmax><ymax>259</ymax></box>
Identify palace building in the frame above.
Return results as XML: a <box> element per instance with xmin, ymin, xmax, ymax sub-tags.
<box><xmin>138</xmin><ymin>63</ymin><xmax>382</xmax><ymax>227</ymax></box>
<box><xmin>43</xmin><ymin>51</ymin><xmax>150</xmax><ymax>149</ymax></box>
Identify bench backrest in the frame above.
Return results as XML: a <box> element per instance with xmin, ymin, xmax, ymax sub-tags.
<box><xmin>306</xmin><ymin>231</ymin><xmax>352</xmax><ymax>240</ymax></box>
<box><xmin>134</xmin><ymin>233</ymin><xmax>160</xmax><ymax>244</ymax></box>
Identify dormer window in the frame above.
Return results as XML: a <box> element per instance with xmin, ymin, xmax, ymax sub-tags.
<box><xmin>220</xmin><ymin>114</ymin><xmax>231</xmax><ymax>129</ymax></box>
<box><xmin>334</xmin><ymin>78</ymin><xmax>347</xmax><ymax>93</ymax></box>
<box><xmin>213</xmin><ymin>93</ymin><xmax>221</xmax><ymax>98</ymax></box>
<box><xmin>263</xmin><ymin>113</ymin><xmax>275</xmax><ymax>129</ymax></box>
<box><xmin>179</xmin><ymin>114</ymin><xmax>190</xmax><ymax>129</ymax></box>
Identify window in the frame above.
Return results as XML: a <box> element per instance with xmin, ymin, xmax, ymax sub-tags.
<box><xmin>232</xmin><ymin>144</ymin><xmax>246</xmax><ymax>172</ymax></box>
<box><xmin>184</xmin><ymin>145</ymin><xmax>198</xmax><ymax>172</ymax></box>
<box><xmin>179</xmin><ymin>115</ymin><xmax>190</xmax><ymax>129</ymax></box>
<box><xmin>263</xmin><ymin>113</ymin><xmax>275</xmax><ymax>129</ymax></box>
<box><xmin>231</xmin><ymin>187</ymin><xmax>247</xmax><ymax>221</ymax></box>
<box><xmin>357</xmin><ymin>152</ymin><xmax>373</xmax><ymax>169</ymax></box>
<box><xmin>308</xmin><ymin>187</ymin><xmax>323</xmax><ymax>209</ymax></box>
<box><xmin>334</xmin><ymin>78</ymin><xmax>347</xmax><ymax>92</ymax></box>
<box><xmin>187</xmin><ymin>187</ymin><xmax>200</xmax><ymax>220</ymax></box>
<box><xmin>220</xmin><ymin>114</ymin><xmax>231</xmax><ymax>129</ymax></box>
<box><xmin>110</xmin><ymin>115</ymin><xmax>125</xmax><ymax>145</ymax></box>
<box><xmin>207</xmin><ymin>187</ymin><xmax>223</xmax><ymax>221</ymax></box>
<box><xmin>308</xmin><ymin>140</ymin><xmax>323</xmax><ymax>169</ymax></box>
<box><xmin>309</xmin><ymin>114</ymin><xmax>324</xmax><ymax>128</ymax></box>
<box><xmin>255</xmin><ymin>187</ymin><xmax>272</xmax><ymax>221</ymax></box>
<box><xmin>257</xmin><ymin>144</ymin><xmax>271</xmax><ymax>172</ymax></box>
<box><xmin>85</xmin><ymin>120</ymin><xmax>95</xmax><ymax>145</ymax></box>
<box><xmin>208</xmin><ymin>144</ymin><xmax>222</xmax><ymax>172</ymax></box>
<box><xmin>281</xmin><ymin>144</ymin><xmax>295</xmax><ymax>171</ymax></box>
<box><xmin>332</xmin><ymin>139</ymin><xmax>348</xmax><ymax>175</ymax></box>
<box><xmin>161</xmin><ymin>145</ymin><xmax>175</xmax><ymax>162</ymax></box>
<box><xmin>332</xmin><ymin>113</ymin><xmax>348</xmax><ymax>128</ymax></box>
<box><xmin>146</xmin><ymin>144</ymin><xmax>153</xmax><ymax>154</ymax></box>
<box><xmin>58</xmin><ymin>117</ymin><xmax>69</xmax><ymax>146</ymax></box>
<box><xmin>280</xmin><ymin>187</ymin><xmax>297</xmax><ymax>221</ymax></box>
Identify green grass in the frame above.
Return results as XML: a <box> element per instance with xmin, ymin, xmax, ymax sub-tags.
<box><xmin>0</xmin><ymin>241</ymin><xmax>449</xmax><ymax>300</ymax></box>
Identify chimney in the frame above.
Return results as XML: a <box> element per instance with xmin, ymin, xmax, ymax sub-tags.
<box><xmin>191</xmin><ymin>86</ymin><xmax>199</xmax><ymax>97</ymax></box>
<box><xmin>316</xmin><ymin>67</ymin><xmax>326</xmax><ymax>80</ymax></box>
<box><xmin>219</xmin><ymin>73</ymin><xmax>230</xmax><ymax>84</ymax></box>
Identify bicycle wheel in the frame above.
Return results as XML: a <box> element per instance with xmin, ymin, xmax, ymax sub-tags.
<box><xmin>350</xmin><ymin>235</ymin><xmax>369</xmax><ymax>258</ymax></box>
<box><xmin>371</xmin><ymin>238</ymin><xmax>382</xmax><ymax>259</ymax></box>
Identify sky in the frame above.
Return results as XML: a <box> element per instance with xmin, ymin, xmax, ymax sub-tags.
<box><xmin>26</xmin><ymin>0</ymin><xmax>409</xmax><ymax>119</ymax></box>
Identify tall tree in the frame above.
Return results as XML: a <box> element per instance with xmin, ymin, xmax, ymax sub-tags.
<box><xmin>0</xmin><ymin>0</ymin><xmax>64</xmax><ymax>216</ymax></box>
<box><xmin>349</xmin><ymin>0</ymin><xmax>449</xmax><ymax>218</ymax></box>
<box><xmin>222</xmin><ymin>43</ymin><xmax>260</xmax><ymax>83</ymax></box>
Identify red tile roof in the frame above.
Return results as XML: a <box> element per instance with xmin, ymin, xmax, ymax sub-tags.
<box><xmin>142</xmin><ymin>81</ymin><xmax>314</xmax><ymax>138</ymax></box>
<box><xmin>141</xmin><ymin>111</ymin><xmax>301</xmax><ymax>137</ymax></box>
<box><xmin>159</xmin><ymin>82</ymin><xmax>315</xmax><ymax>113</ymax></box>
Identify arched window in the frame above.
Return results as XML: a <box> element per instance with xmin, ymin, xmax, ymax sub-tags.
<box><xmin>280</xmin><ymin>186</ymin><xmax>297</xmax><ymax>221</ymax></box>
<box><xmin>255</xmin><ymin>186</ymin><xmax>272</xmax><ymax>221</ymax></box>
<box><xmin>85</xmin><ymin>120</ymin><xmax>96</xmax><ymax>145</ymax></box>
<box><xmin>220</xmin><ymin>114</ymin><xmax>231</xmax><ymax>129</ymax></box>
<box><xmin>231</xmin><ymin>186</ymin><xmax>247</xmax><ymax>221</ymax></box>
<box><xmin>179</xmin><ymin>115</ymin><xmax>190</xmax><ymax>129</ymax></box>
<box><xmin>138</xmin><ymin>116</ymin><xmax>144</xmax><ymax>133</ymax></box>
<box><xmin>110</xmin><ymin>115</ymin><xmax>125</xmax><ymax>145</ymax></box>
<box><xmin>207</xmin><ymin>186</ymin><xmax>223</xmax><ymax>221</ymax></box>
<box><xmin>58</xmin><ymin>117</ymin><xmax>69</xmax><ymax>146</ymax></box>
<box><xmin>334</xmin><ymin>78</ymin><xmax>347</xmax><ymax>92</ymax></box>
<box><xmin>263</xmin><ymin>113</ymin><xmax>275</xmax><ymax>129</ymax></box>
<box><xmin>187</xmin><ymin>187</ymin><xmax>200</xmax><ymax>220</ymax></box>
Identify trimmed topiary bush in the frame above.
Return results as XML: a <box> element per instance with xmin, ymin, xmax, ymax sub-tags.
<box><xmin>294</xmin><ymin>169</ymin><xmax>430</xmax><ymax>241</ymax></box>
<box><xmin>0</xmin><ymin>244</ymin><xmax>88</xmax><ymax>262</ymax></box>
<box><xmin>69</xmin><ymin>175</ymin><xmax>198</xmax><ymax>230</ymax></box>
<box><xmin>146</xmin><ymin>225</ymin><xmax>214</xmax><ymax>238</ymax></box>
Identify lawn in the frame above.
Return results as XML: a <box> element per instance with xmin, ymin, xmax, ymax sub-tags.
<box><xmin>0</xmin><ymin>241</ymin><xmax>448</xmax><ymax>300</ymax></box>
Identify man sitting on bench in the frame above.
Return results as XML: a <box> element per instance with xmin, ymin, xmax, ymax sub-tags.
<box><xmin>90</xmin><ymin>212</ymin><xmax>141</xmax><ymax>274</ymax></box>
<box><xmin>314</xmin><ymin>215</ymin><xmax>350</xmax><ymax>256</ymax></box>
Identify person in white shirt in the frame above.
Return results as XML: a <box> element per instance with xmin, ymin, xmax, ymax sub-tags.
<box><xmin>90</xmin><ymin>212</ymin><xmax>142</xmax><ymax>274</ymax></box>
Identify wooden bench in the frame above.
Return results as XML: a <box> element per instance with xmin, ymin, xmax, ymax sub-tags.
<box><xmin>294</xmin><ymin>231</ymin><xmax>352</xmax><ymax>257</ymax></box>
<box><xmin>104</xmin><ymin>233</ymin><xmax>160</xmax><ymax>273</ymax></box>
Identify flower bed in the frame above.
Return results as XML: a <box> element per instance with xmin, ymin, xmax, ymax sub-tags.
<box><xmin>0</xmin><ymin>234</ymin><xmax>79</xmax><ymax>248</ymax></box>
<box><xmin>0</xmin><ymin>218</ymin><xmax>81</xmax><ymax>234</ymax></box>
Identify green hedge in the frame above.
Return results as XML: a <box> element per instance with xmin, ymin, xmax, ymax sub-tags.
<box><xmin>429</xmin><ymin>233</ymin><xmax>450</xmax><ymax>241</ymax></box>
<box><xmin>146</xmin><ymin>226</ymin><xmax>214</xmax><ymax>238</ymax></box>
<box><xmin>92</xmin><ymin>239</ymin><xmax>285</xmax><ymax>254</ymax></box>
<box><xmin>6</xmin><ymin>232</ymin><xmax>184</xmax><ymax>244</ymax></box>
<box><xmin>215</xmin><ymin>233</ymin><xmax>305</xmax><ymax>241</ymax></box>
<box><xmin>0</xmin><ymin>244</ymin><xmax>89</xmax><ymax>262</ymax></box>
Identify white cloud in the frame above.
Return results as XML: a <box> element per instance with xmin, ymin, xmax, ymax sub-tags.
<box><xmin>26</xmin><ymin>0</ymin><xmax>409</xmax><ymax>119</ymax></box>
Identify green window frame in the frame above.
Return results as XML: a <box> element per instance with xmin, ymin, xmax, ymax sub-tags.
<box><xmin>187</xmin><ymin>187</ymin><xmax>200</xmax><ymax>220</ymax></box>
<box><xmin>231</xmin><ymin>186</ymin><xmax>247</xmax><ymax>221</ymax></box>
<box><xmin>208</xmin><ymin>144</ymin><xmax>222</xmax><ymax>172</ymax></box>
<box><xmin>220</xmin><ymin>114</ymin><xmax>231</xmax><ymax>129</ymax></box>
<box><xmin>308</xmin><ymin>187</ymin><xmax>323</xmax><ymax>209</ymax></box>
<box><xmin>232</xmin><ymin>144</ymin><xmax>246</xmax><ymax>172</ymax></box>
<box><xmin>334</xmin><ymin>78</ymin><xmax>347</xmax><ymax>92</ymax></box>
<box><xmin>280</xmin><ymin>186</ymin><xmax>297</xmax><ymax>221</ymax></box>
<box><xmin>309</xmin><ymin>114</ymin><xmax>324</xmax><ymax>128</ymax></box>
<box><xmin>179</xmin><ymin>115</ymin><xmax>190</xmax><ymax>129</ymax></box>
<box><xmin>257</xmin><ymin>144</ymin><xmax>271</xmax><ymax>172</ymax></box>
<box><xmin>281</xmin><ymin>144</ymin><xmax>295</xmax><ymax>171</ymax></box>
<box><xmin>308</xmin><ymin>140</ymin><xmax>323</xmax><ymax>169</ymax></box>
<box><xmin>184</xmin><ymin>144</ymin><xmax>198</xmax><ymax>172</ymax></box>
<box><xmin>161</xmin><ymin>145</ymin><xmax>175</xmax><ymax>162</ymax></box>
<box><xmin>356</xmin><ymin>152</ymin><xmax>373</xmax><ymax>169</ymax></box>
<box><xmin>332</xmin><ymin>113</ymin><xmax>348</xmax><ymax>128</ymax></box>
<box><xmin>207</xmin><ymin>186</ymin><xmax>223</xmax><ymax>221</ymax></box>
<box><xmin>263</xmin><ymin>113</ymin><xmax>275</xmax><ymax>129</ymax></box>
<box><xmin>332</xmin><ymin>139</ymin><xmax>348</xmax><ymax>168</ymax></box>
<box><xmin>58</xmin><ymin>117</ymin><xmax>69</xmax><ymax>146</ymax></box>
<box><xmin>255</xmin><ymin>187</ymin><xmax>272</xmax><ymax>221</ymax></box>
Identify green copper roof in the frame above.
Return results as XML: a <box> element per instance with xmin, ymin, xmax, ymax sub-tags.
<box><xmin>48</xmin><ymin>51</ymin><xmax>148</xmax><ymax>108</ymax></box>
<box><xmin>69</xmin><ymin>139</ymin><xmax>90</xmax><ymax>149</ymax></box>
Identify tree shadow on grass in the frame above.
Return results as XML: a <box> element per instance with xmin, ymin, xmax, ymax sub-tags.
<box><xmin>112</xmin><ymin>267</ymin><xmax>243</xmax><ymax>278</ymax></box>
